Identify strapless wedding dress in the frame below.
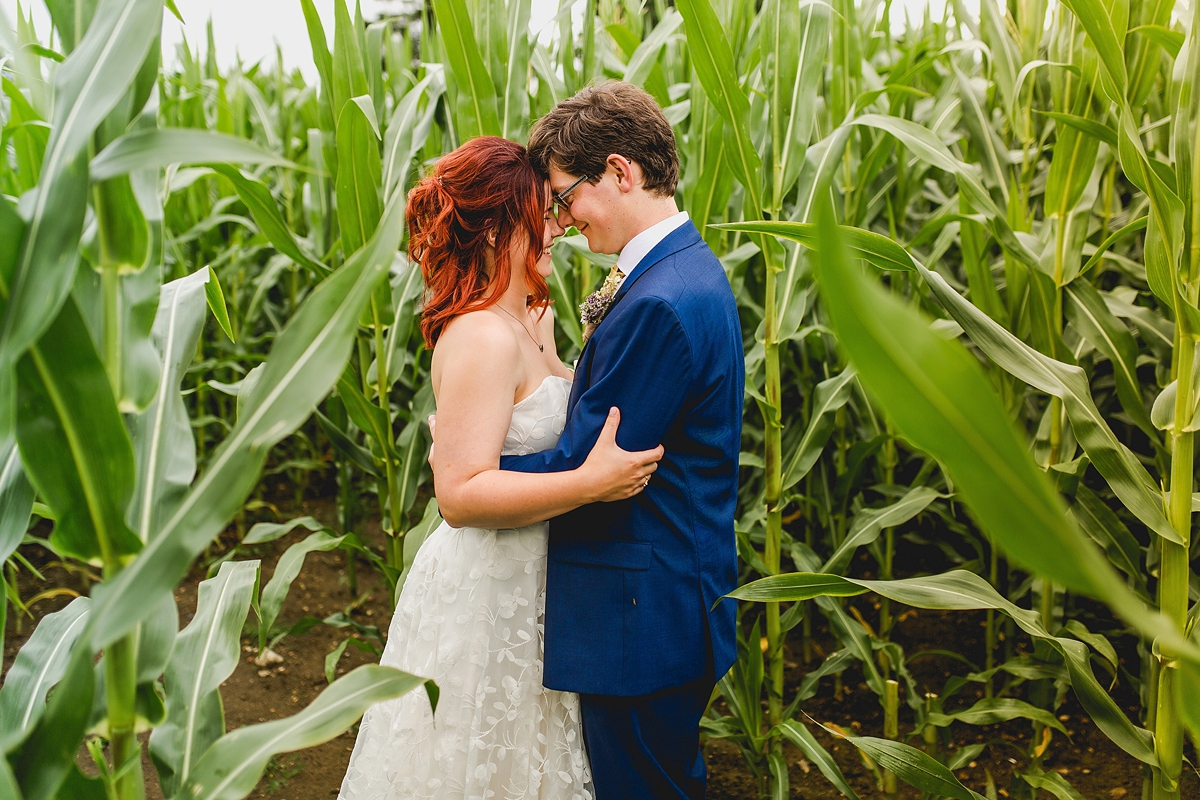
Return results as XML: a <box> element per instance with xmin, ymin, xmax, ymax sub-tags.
<box><xmin>339</xmin><ymin>375</ymin><xmax>593</xmax><ymax>800</ymax></box>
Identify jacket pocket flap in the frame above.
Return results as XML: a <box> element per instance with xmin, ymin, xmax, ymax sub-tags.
<box><xmin>553</xmin><ymin>541</ymin><xmax>652</xmax><ymax>570</ymax></box>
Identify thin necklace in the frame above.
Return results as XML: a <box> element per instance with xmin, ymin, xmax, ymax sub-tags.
<box><xmin>495</xmin><ymin>304</ymin><xmax>544</xmax><ymax>352</ymax></box>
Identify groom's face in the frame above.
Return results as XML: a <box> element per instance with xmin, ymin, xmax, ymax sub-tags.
<box><xmin>549</xmin><ymin>166</ymin><xmax>620</xmax><ymax>255</ymax></box>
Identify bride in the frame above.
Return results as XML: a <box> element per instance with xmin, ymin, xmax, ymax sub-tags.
<box><xmin>338</xmin><ymin>136</ymin><xmax>663</xmax><ymax>800</ymax></box>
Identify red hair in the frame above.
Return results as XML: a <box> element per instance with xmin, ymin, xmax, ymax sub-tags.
<box><xmin>408</xmin><ymin>136</ymin><xmax>550</xmax><ymax>347</ymax></box>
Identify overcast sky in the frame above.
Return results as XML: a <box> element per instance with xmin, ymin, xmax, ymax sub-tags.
<box><xmin>1</xmin><ymin>0</ymin><xmax>954</xmax><ymax>78</ymax></box>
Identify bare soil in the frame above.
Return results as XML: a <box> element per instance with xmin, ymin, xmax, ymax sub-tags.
<box><xmin>5</xmin><ymin>490</ymin><xmax>1197</xmax><ymax>799</ymax></box>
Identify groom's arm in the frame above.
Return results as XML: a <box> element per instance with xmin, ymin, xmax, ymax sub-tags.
<box><xmin>500</xmin><ymin>296</ymin><xmax>694</xmax><ymax>475</ymax></box>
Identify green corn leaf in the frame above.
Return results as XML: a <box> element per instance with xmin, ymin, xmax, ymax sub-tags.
<box><xmin>430</xmin><ymin>0</ymin><xmax>502</xmax><ymax>140</ymax></box>
<box><xmin>204</xmin><ymin>267</ymin><xmax>234</xmax><ymax>343</ymax></box>
<box><xmin>0</xmin><ymin>436</ymin><xmax>34</xmax><ymax>565</ymax></box>
<box><xmin>172</xmin><ymin>665</ymin><xmax>425</xmax><ymax>800</ymax></box>
<box><xmin>0</xmin><ymin>597</ymin><xmax>90</xmax><ymax>752</ymax></box>
<box><xmin>243</xmin><ymin>516</ymin><xmax>327</xmax><ymax>546</ymax></box>
<box><xmin>331</xmin><ymin>0</ymin><xmax>369</xmax><ymax>127</ymax></box>
<box><xmin>776</xmin><ymin>719</ymin><xmax>863</xmax><ymax>800</ymax></box>
<box><xmin>149</xmin><ymin>560</ymin><xmax>258</xmax><ymax>797</ymax></box>
<box><xmin>7</xmin><ymin>623</ymin><xmax>95</xmax><ymax>800</ymax></box>
<box><xmin>126</xmin><ymin>267</ymin><xmax>209</xmax><ymax>542</ymax></box>
<box><xmin>781</xmin><ymin>368</ymin><xmax>858</xmax><ymax>491</ymax></box>
<box><xmin>925</xmin><ymin>697</ymin><xmax>1068</xmax><ymax>733</ymax></box>
<box><xmin>336</xmin><ymin>97</ymin><xmax>383</xmax><ymax>257</ymax></box>
<box><xmin>315</xmin><ymin>410</ymin><xmax>382</xmax><ymax>477</ymax></box>
<box><xmin>336</xmin><ymin>373</ymin><xmax>393</xmax><ymax>459</ymax></box>
<box><xmin>1037</xmin><ymin>111</ymin><xmax>1118</xmax><ymax>149</ymax></box>
<box><xmin>822</xmin><ymin>486</ymin><xmax>943</xmax><ymax>574</ymax></box>
<box><xmin>1020</xmin><ymin>768</ymin><xmax>1088</xmax><ymax>800</ymax></box>
<box><xmin>1064</xmin><ymin>280</ymin><xmax>1155</xmax><ymax>436</ymax></box>
<box><xmin>1056</xmin><ymin>0</ymin><xmax>1128</xmax><ymax>101</ymax></box>
<box><xmin>1127</xmin><ymin>24</ymin><xmax>1183</xmax><ymax>59</ymax></box>
<box><xmin>90</xmin><ymin>129</ymin><xmax>289</xmax><ymax>181</ymax></box>
<box><xmin>257</xmin><ymin>531</ymin><xmax>346</xmax><ymax>649</ymax></box>
<box><xmin>382</xmin><ymin>71</ymin><xmax>443</xmax><ymax>200</ymax></box>
<box><xmin>210</xmin><ymin>165</ymin><xmax>328</xmax><ymax>277</ymax></box>
<box><xmin>0</xmin><ymin>0</ymin><xmax>162</xmax><ymax>383</ymax></box>
<box><xmin>88</xmin><ymin>192</ymin><xmax>405</xmax><ymax>651</ymax></box>
<box><xmin>832</xmin><ymin>732</ymin><xmax>987</xmax><ymax>800</ymax></box>
<box><xmin>624</xmin><ymin>10</ymin><xmax>682</xmax><ymax>91</ymax></box>
<box><xmin>676</xmin><ymin>0</ymin><xmax>762</xmax><ymax>215</ymax></box>
<box><xmin>15</xmin><ymin>299</ymin><xmax>142</xmax><ymax>562</ymax></box>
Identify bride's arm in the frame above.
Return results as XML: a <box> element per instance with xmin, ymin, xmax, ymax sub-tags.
<box><xmin>431</xmin><ymin>313</ymin><xmax>659</xmax><ymax>530</ymax></box>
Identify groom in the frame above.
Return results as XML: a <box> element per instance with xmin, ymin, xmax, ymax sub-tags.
<box><xmin>500</xmin><ymin>81</ymin><xmax>744</xmax><ymax>799</ymax></box>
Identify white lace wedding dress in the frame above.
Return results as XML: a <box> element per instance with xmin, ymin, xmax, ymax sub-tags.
<box><xmin>339</xmin><ymin>375</ymin><xmax>593</xmax><ymax>800</ymax></box>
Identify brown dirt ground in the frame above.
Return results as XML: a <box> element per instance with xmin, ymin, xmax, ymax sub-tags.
<box><xmin>5</xmin><ymin>491</ymin><xmax>1197</xmax><ymax>799</ymax></box>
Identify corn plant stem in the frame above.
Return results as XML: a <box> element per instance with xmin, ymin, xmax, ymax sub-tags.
<box><xmin>1154</xmin><ymin>331</ymin><xmax>1194</xmax><ymax>800</ymax></box>
<box><xmin>763</xmin><ymin>246</ymin><xmax>784</xmax><ymax>745</ymax></box>
<box><xmin>985</xmin><ymin>543</ymin><xmax>998</xmax><ymax>698</ymax></box>
<box><xmin>104</xmin><ymin>628</ymin><xmax>145</xmax><ymax>800</ymax></box>
<box><xmin>884</xmin><ymin>679</ymin><xmax>899</xmax><ymax>796</ymax></box>
<box><xmin>373</xmin><ymin>301</ymin><xmax>405</xmax><ymax>571</ymax></box>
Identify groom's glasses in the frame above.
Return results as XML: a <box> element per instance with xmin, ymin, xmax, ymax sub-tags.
<box><xmin>552</xmin><ymin>174</ymin><xmax>591</xmax><ymax>218</ymax></box>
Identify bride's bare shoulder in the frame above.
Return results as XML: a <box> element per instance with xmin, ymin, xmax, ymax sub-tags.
<box><xmin>434</xmin><ymin>310</ymin><xmax>521</xmax><ymax>372</ymax></box>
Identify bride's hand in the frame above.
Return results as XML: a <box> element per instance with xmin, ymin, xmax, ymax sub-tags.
<box><xmin>580</xmin><ymin>407</ymin><xmax>664</xmax><ymax>502</ymax></box>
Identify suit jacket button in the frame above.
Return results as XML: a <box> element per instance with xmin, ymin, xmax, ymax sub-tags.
<box><xmin>632</xmin><ymin>598</ymin><xmax>636</xmax><ymax>605</ymax></box>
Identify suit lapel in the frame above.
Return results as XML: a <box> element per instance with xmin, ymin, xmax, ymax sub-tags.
<box><xmin>567</xmin><ymin>222</ymin><xmax>702</xmax><ymax>417</ymax></box>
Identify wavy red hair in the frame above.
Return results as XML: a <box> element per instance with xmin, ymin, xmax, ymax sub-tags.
<box><xmin>408</xmin><ymin>136</ymin><xmax>550</xmax><ymax>347</ymax></box>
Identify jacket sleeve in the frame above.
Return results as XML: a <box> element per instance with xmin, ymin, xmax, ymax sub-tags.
<box><xmin>499</xmin><ymin>294</ymin><xmax>694</xmax><ymax>474</ymax></box>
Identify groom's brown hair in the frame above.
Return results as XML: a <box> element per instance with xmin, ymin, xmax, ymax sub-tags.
<box><xmin>527</xmin><ymin>81</ymin><xmax>678</xmax><ymax>197</ymax></box>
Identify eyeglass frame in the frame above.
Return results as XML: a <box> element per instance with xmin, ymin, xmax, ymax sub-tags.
<box><xmin>551</xmin><ymin>174</ymin><xmax>592</xmax><ymax>216</ymax></box>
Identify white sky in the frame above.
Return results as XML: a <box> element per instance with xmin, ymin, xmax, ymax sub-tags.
<box><xmin>1</xmin><ymin>0</ymin><xmax>953</xmax><ymax>79</ymax></box>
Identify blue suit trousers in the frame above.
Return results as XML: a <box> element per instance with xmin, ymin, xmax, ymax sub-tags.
<box><xmin>580</xmin><ymin>664</ymin><xmax>715</xmax><ymax>800</ymax></box>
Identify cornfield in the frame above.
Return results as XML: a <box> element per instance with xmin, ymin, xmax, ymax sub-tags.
<box><xmin>1</xmin><ymin>0</ymin><xmax>1198</xmax><ymax>797</ymax></box>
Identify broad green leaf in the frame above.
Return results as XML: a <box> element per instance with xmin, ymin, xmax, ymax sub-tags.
<box><xmin>173</xmin><ymin>665</ymin><xmax>425</xmax><ymax>800</ymax></box>
<box><xmin>781</xmin><ymin>368</ymin><xmax>857</xmax><ymax>491</ymax></box>
<box><xmin>1057</xmin><ymin>0</ymin><xmax>1128</xmax><ymax>100</ymax></box>
<box><xmin>1020</xmin><ymin>768</ymin><xmax>1087</xmax><ymax>800</ymax></box>
<box><xmin>243</xmin><ymin>516</ymin><xmax>327</xmax><ymax>546</ymax></box>
<box><xmin>430</xmin><ymin>0</ymin><xmax>502</xmax><ymax>140</ymax></box>
<box><xmin>88</xmin><ymin>193</ymin><xmax>406</xmax><ymax>650</ymax></box>
<box><xmin>0</xmin><ymin>597</ymin><xmax>90</xmax><ymax>752</ymax></box>
<box><xmin>7</xmin><ymin>623</ymin><xmax>95</xmax><ymax>800</ymax></box>
<box><xmin>0</xmin><ymin>436</ymin><xmax>34</xmax><ymax>565</ymax></box>
<box><xmin>381</xmin><ymin>71</ymin><xmax>443</xmax><ymax>200</ymax></box>
<box><xmin>822</xmin><ymin>486</ymin><xmax>943</xmax><ymax>574</ymax></box>
<box><xmin>776</xmin><ymin>719</ymin><xmax>863</xmax><ymax>800</ymax></box>
<box><xmin>126</xmin><ymin>267</ymin><xmax>208</xmax><ymax>542</ymax></box>
<box><xmin>1064</xmin><ymin>280</ymin><xmax>1155</xmax><ymax>436</ymax></box>
<box><xmin>925</xmin><ymin>697</ymin><xmax>1067</xmax><ymax>733</ymax></box>
<box><xmin>0</xmin><ymin>0</ymin><xmax>162</xmax><ymax>378</ymax></box>
<box><xmin>913</xmin><ymin>260</ymin><xmax>1179</xmax><ymax>545</ymax></box>
<box><xmin>89</xmin><ymin>129</ymin><xmax>289</xmax><ymax>181</ymax></box>
<box><xmin>624</xmin><ymin>10</ymin><xmax>682</xmax><ymax>91</ymax></box>
<box><xmin>676</xmin><ymin>0</ymin><xmax>762</xmax><ymax>215</ymax></box>
<box><xmin>336</xmin><ymin>97</ymin><xmax>383</xmax><ymax>257</ymax></box>
<box><xmin>330</xmin><ymin>0</ymin><xmax>369</xmax><ymax>128</ymax></box>
<box><xmin>204</xmin><ymin>267</ymin><xmax>234</xmax><ymax>343</ymax></box>
<box><xmin>257</xmin><ymin>531</ymin><xmax>346</xmax><ymax>648</ymax></box>
<box><xmin>1070</xmin><ymin>484</ymin><xmax>1144</xmax><ymax>587</ymax></box>
<box><xmin>15</xmin><ymin>299</ymin><xmax>142</xmax><ymax>562</ymax></box>
<box><xmin>210</xmin><ymin>165</ymin><xmax>328</xmax><ymax>276</ymax></box>
<box><xmin>150</xmin><ymin>561</ymin><xmax>259</xmax><ymax>796</ymax></box>
<box><xmin>834</xmin><ymin>733</ymin><xmax>987</xmax><ymax>800</ymax></box>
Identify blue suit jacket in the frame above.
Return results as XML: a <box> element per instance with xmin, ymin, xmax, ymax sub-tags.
<box><xmin>500</xmin><ymin>221</ymin><xmax>744</xmax><ymax>697</ymax></box>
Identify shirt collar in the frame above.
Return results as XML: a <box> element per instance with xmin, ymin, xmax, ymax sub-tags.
<box><xmin>615</xmin><ymin>211</ymin><xmax>690</xmax><ymax>276</ymax></box>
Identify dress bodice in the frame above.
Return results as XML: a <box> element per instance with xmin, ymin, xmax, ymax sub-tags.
<box><xmin>502</xmin><ymin>375</ymin><xmax>571</xmax><ymax>457</ymax></box>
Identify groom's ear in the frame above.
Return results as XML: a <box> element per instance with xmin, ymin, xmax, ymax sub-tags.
<box><xmin>607</xmin><ymin>154</ymin><xmax>640</xmax><ymax>193</ymax></box>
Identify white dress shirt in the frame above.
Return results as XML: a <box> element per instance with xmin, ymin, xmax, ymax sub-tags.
<box><xmin>615</xmin><ymin>211</ymin><xmax>690</xmax><ymax>277</ymax></box>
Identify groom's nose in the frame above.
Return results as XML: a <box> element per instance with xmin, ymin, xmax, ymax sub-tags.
<box><xmin>554</xmin><ymin>206</ymin><xmax>576</xmax><ymax>229</ymax></box>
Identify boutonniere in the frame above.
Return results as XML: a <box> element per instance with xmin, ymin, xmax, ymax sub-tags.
<box><xmin>579</xmin><ymin>264</ymin><xmax>624</xmax><ymax>344</ymax></box>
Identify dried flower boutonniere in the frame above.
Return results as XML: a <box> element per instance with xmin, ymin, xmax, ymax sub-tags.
<box><xmin>579</xmin><ymin>264</ymin><xmax>624</xmax><ymax>344</ymax></box>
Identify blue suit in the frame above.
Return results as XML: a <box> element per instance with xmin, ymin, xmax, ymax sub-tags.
<box><xmin>500</xmin><ymin>221</ymin><xmax>744</xmax><ymax>798</ymax></box>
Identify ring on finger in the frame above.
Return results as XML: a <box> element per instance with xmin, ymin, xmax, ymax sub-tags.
<box><xmin>642</xmin><ymin>475</ymin><xmax>651</xmax><ymax>488</ymax></box>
